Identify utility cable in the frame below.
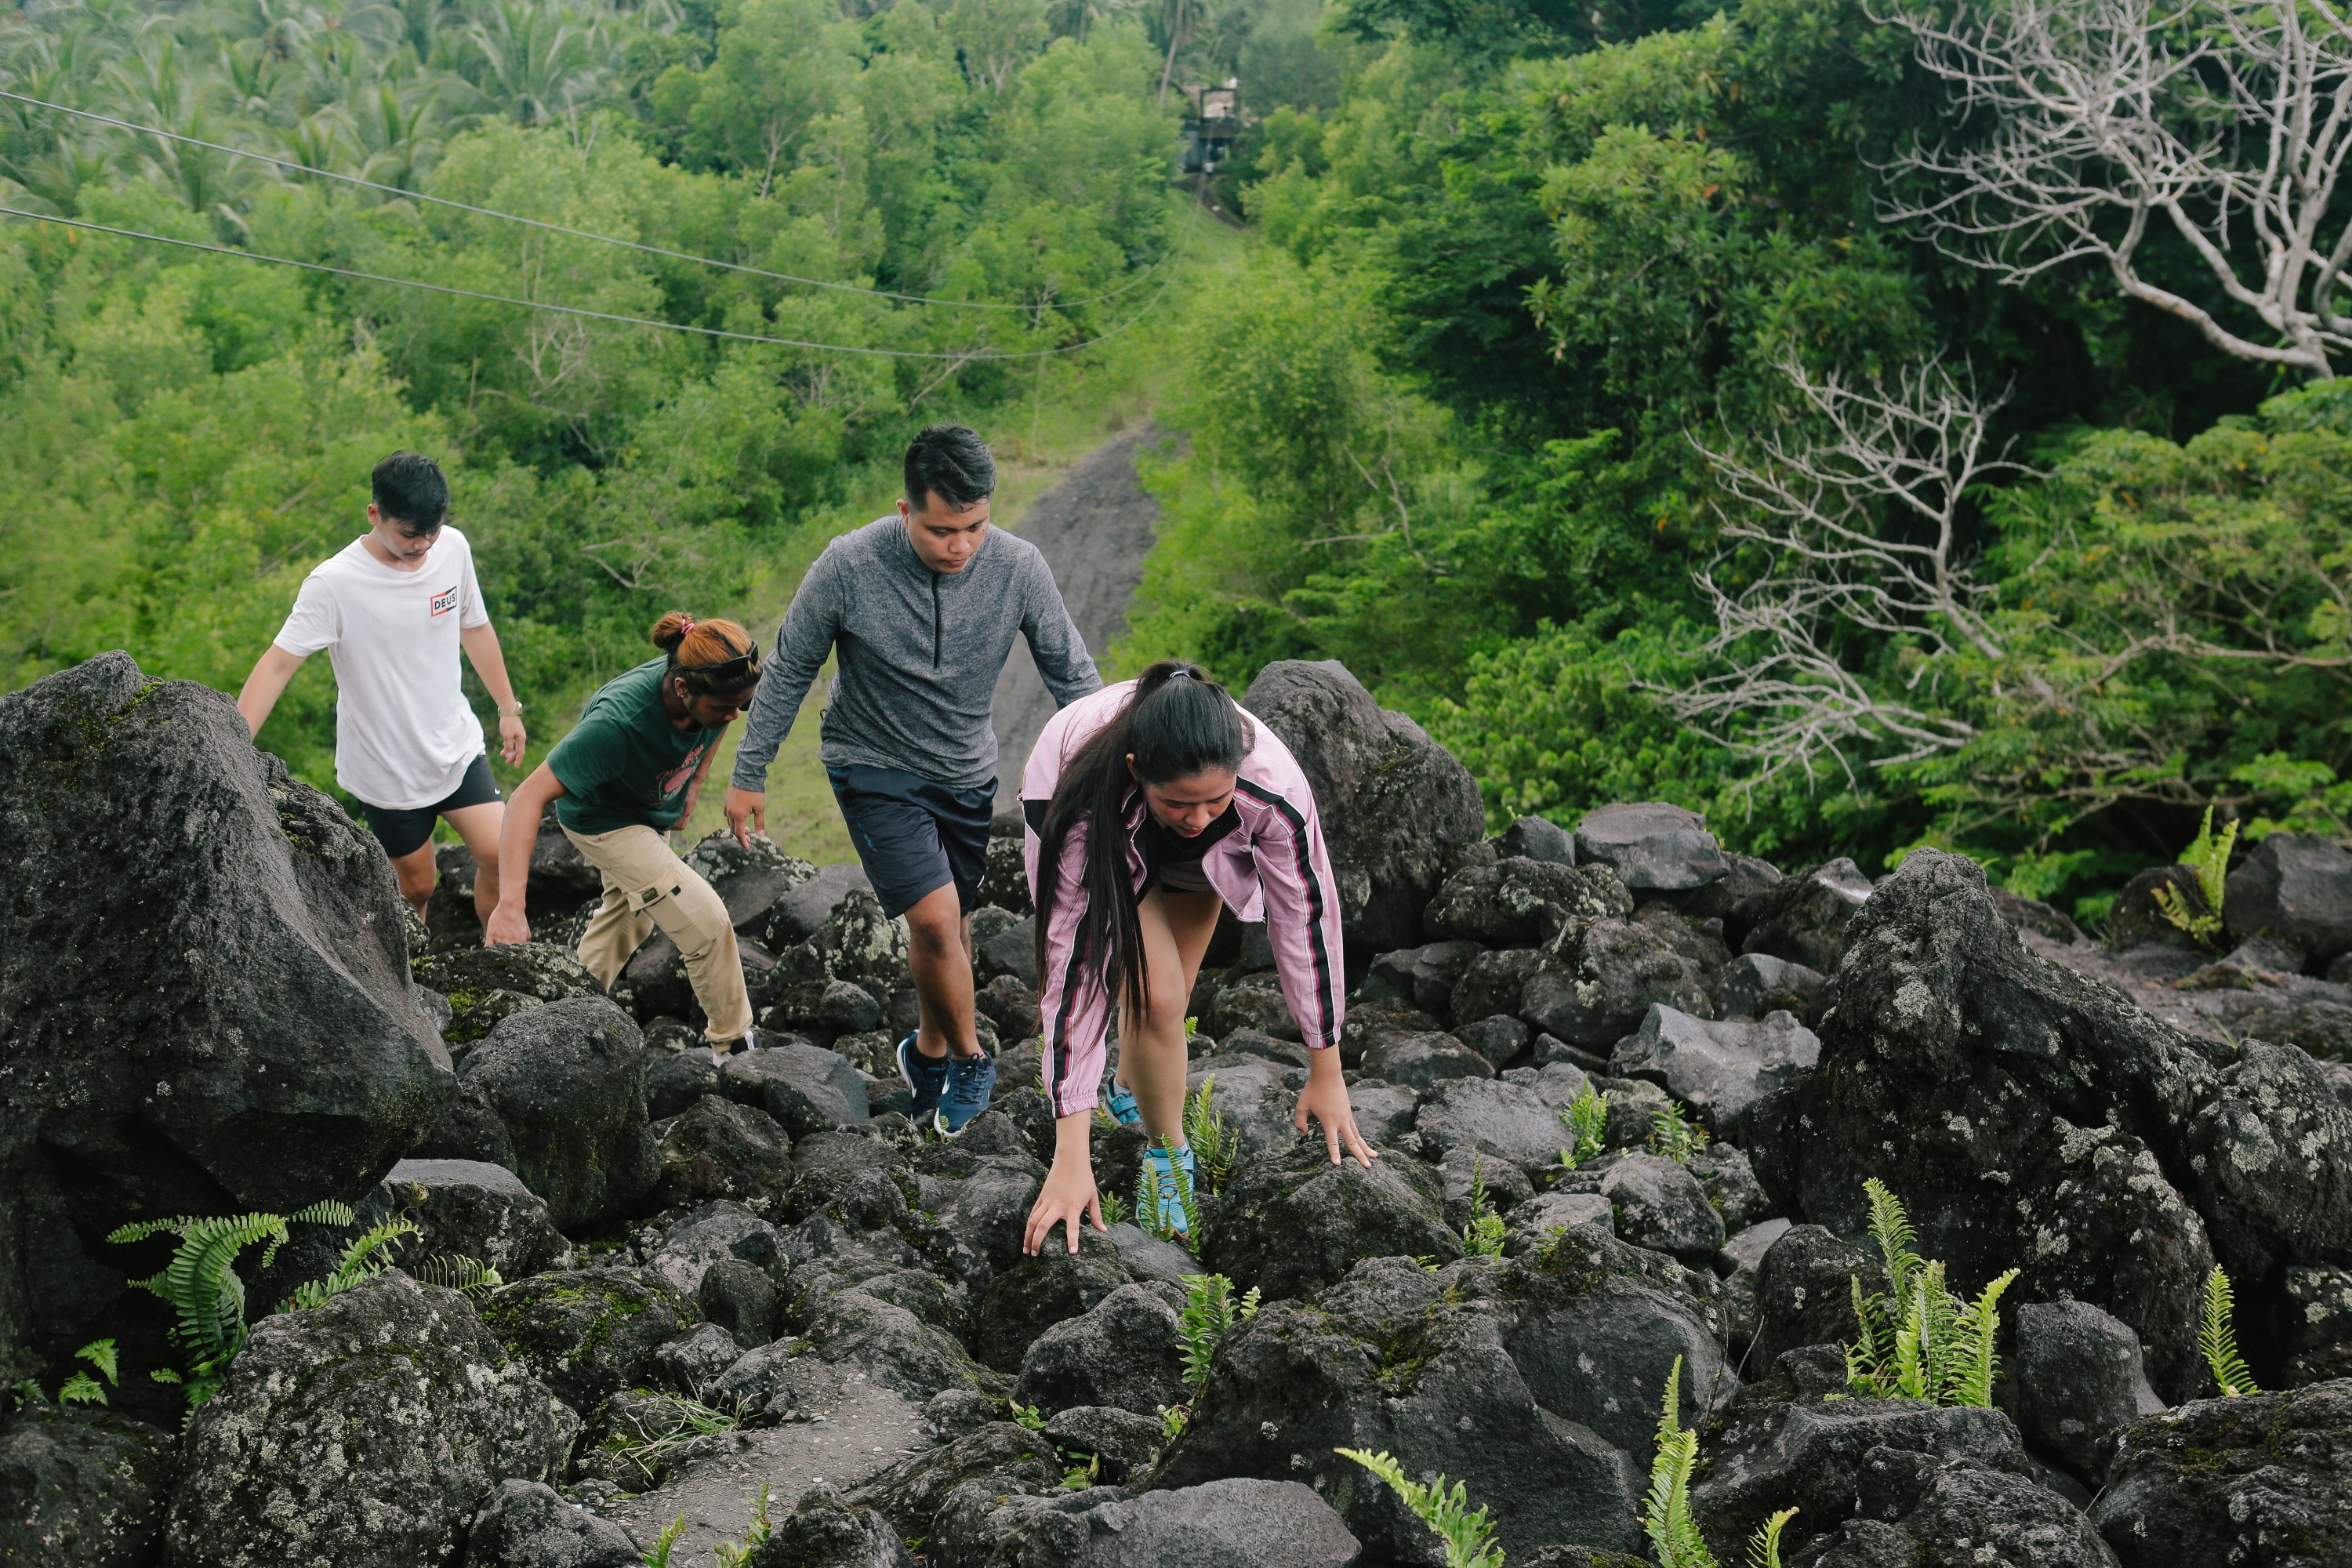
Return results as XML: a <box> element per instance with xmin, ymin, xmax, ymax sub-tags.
<box><xmin>0</xmin><ymin>205</ymin><xmax>1189</xmax><ymax>361</ymax></box>
<box><xmin>0</xmin><ymin>88</ymin><xmax>1175</xmax><ymax>311</ymax></box>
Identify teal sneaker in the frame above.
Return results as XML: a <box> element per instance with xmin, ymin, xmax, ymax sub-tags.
<box><xmin>1143</xmin><ymin>1142</ymin><xmax>1198</xmax><ymax>1236</ymax></box>
<box><xmin>935</xmin><ymin>1051</ymin><xmax>997</xmax><ymax>1137</ymax></box>
<box><xmin>898</xmin><ymin>1033</ymin><xmax>950</xmax><ymax>1123</ymax></box>
<box><xmin>1105</xmin><ymin>1081</ymin><xmax>1142</xmax><ymax>1124</ymax></box>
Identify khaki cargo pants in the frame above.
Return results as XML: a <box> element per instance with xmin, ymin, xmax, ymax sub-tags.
<box><xmin>563</xmin><ymin>824</ymin><xmax>753</xmax><ymax>1044</ymax></box>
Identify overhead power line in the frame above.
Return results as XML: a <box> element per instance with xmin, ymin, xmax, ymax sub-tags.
<box><xmin>0</xmin><ymin>89</ymin><xmax>1175</xmax><ymax>311</ymax></box>
<box><xmin>0</xmin><ymin>205</ymin><xmax>1187</xmax><ymax>361</ymax></box>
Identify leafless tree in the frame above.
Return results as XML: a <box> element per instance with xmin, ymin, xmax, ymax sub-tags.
<box><xmin>1880</xmin><ymin>0</ymin><xmax>2352</xmax><ymax>375</ymax></box>
<box><xmin>1668</xmin><ymin>359</ymin><xmax>2029</xmax><ymax>787</ymax></box>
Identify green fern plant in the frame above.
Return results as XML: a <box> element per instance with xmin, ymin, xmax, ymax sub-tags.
<box><xmin>713</xmin><ymin>1485</ymin><xmax>775</xmax><ymax>1567</ymax></box>
<box><xmin>54</xmin><ymin>1339</ymin><xmax>119</xmax><ymax>1407</ymax></box>
<box><xmin>1843</xmin><ymin>1178</ymin><xmax>2016</xmax><ymax>1407</ymax></box>
<box><xmin>107</xmin><ymin>1200</ymin><xmax>355</xmax><ymax>1408</ymax></box>
<box><xmin>286</xmin><ymin>1218</ymin><xmax>422</xmax><ymax>1309</ymax></box>
<box><xmin>1098</xmin><ymin>1190</ymin><xmax>1130</xmax><ymax>1226</ymax></box>
<box><xmin>1138</xmin><ymin>1134</ymin><xmax>1204</xmax><ymax>1250</ymax></box>
<box><xmin>2151</xmin><ymin>807</ymin><xmax>2238</xmax><ymax>945</ymax></box>
<box><xmin>1646</xmin><ymin>1361</ymin><xmax>1800</xmax><ymax>1568</ymax></box>
<box><xmin>1177</xmin><ymin>1272</ymin><xmax>1261</xmax><ymax>1393</ymax></box>
<box><xmin>1335</xmin><ymin>1448</ymin><xmax>1504</xmax><ymax>1568</ymax></box>
<box><xmin>1650</xmin><ymin>1100</ymin><xmax>1704</xmax><ymax>1163</ymax></box>
<box><xmin>1558</xmin><ymin>1086</ymin><xmax>1609</xmax><ymax>1169</ymax></box>
<box><xmin>1007</xmin><ymin>1399</ymin><xmax>1047</xmax><ymax>1431</ymax></box>
<box><xmin>409</xmin><ymin>1254</ymin><xmax>504</xmax><ymax>1294</ymax></box>
<box><xmin>1462</xmin><ymin>1160</ymin><xmax>1506</xmax><ymax>1258</ymax></box>
<box><xmin>2201</xmin><ymin>1265</ymin><xmax>2260</xmax><ymax>1397</ymax></box>
<box><xmin>1184</xmin><ymin>1076</ymin><xmax>1236</xmax><ymax>1193</ymax></box>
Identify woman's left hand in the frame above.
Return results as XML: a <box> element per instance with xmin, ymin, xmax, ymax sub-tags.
<box><xmin>1294</xmin><ymin>1050</ymin><xmax>1378</xmax><ymax>1169</ymax></box>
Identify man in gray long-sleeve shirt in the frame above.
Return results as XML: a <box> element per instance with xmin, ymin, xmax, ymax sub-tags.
<box><xmin>725</xmin><ymin>425</ymin><xmax>1100</xmax><ymax>1136</ymax></box>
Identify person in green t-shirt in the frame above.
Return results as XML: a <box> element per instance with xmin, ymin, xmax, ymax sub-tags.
<box><xmin>485</xmin><ymin>612</ymin><xmax>765</xmax><ymax>1059</ymax></box>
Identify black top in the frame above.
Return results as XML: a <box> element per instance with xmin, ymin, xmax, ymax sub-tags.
<box><xmin>1140</xmin><ymin>802</ymin><xmax>1241</xmax><ymax>876</ymax></box>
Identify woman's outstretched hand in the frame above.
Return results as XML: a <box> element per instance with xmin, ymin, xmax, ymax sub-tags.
<box><xmin>1295</xmin><ymin>1048</ymin><xmax>1378</xmax><ymax>1169</ymax></box>
<box><xmin>1025</xmin><ymin>1109</ymin><xmax>1105</xmax><ymax>1255</ymax></box>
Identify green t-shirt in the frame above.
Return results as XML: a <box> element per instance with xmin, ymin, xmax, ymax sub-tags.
<box><xmin>548</xmin><ymin>657</ymin><xmax>720</xmax><ymax>836</ymax></box>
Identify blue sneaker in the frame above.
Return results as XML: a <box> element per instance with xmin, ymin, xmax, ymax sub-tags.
<box><xmin>898</xmin><ymin>1033</ymin><xmax>950</xmax><ymax>1122</ymax></box>
<box><xmin>1105</xmin><ymin>1081</ymin><xmax>1142</xmax><ymax>1124</ymax></box>
<box><xmin>935</xmin><ymin>1051</ymin><xmax>997</xmax><ymax>1137</ymax></box>
<box><xmin>1143</xmin><ymin>1142</ymin><xmax>1198</xmax><ymax>1236</ymax></box>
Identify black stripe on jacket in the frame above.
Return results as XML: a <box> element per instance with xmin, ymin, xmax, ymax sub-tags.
<box><xmin>1234</xmin><ymin>778</ymin><xmax>1338</xmax><ymax>1045</ymax></box>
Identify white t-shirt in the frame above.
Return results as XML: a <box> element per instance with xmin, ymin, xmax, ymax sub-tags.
<box><xmin>274</xmin><ymin>527</ymin><xmax>492</xmax><ymax>810</ymax></box>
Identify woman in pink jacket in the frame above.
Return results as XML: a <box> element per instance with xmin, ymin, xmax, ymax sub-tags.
<box><xmin>1020</xmin><ymin>660</ymin><xmax>1377</xmax><ymax>1256</ymax></box>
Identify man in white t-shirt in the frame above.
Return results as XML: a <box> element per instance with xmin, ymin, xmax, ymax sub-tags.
<box><xmin>237</xmin><ymin>451</ymin><xmax>528</xmax><ymax>920</ymax></box>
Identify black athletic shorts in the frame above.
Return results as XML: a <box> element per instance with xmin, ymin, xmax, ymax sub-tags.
<box><xmin>827</xmin><ymin>764</ymin><xmax>995</xmax><ymax>920</ymax></box>
<box><xmin>358</xmin><ymin>753</ymin><xmax>501</xmax><ymax>860</ymax></box>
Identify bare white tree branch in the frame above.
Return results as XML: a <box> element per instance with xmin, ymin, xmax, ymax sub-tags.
<box><xmin>1878</xmin><ymin>0</ymin><xmax>2352</xmax><ymax>375</ymax></box>
<box><xmin>1664</xmin><ymin>358</ymin><xmax>2028</xmax><ymax>787</ymax></box>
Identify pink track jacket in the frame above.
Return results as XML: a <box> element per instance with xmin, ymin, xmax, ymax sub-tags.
<box><xmin>1022</xmin><ymin>680</ymin><xmax>1348</xmax><ymax>1118</ymax></box>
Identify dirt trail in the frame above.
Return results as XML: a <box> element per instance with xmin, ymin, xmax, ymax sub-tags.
<box><xmin>990</xmin><ymin>422</ymin><xmax>1174</xmax><ymax>808</ymax></box>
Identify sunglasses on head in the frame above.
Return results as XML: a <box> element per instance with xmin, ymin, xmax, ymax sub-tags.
<box><xmin>678</xmin><ymin>651</ymin><xmax>760</xmax><ymax>691</ymax></box>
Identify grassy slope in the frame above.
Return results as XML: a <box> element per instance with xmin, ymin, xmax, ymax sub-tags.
<box><xmin>664</xmin><ymin>201</ymin><xmax>1244</xmax><ymax>862</ymax></box>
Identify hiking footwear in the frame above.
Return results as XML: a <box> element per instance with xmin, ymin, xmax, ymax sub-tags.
<box><xmin>1105</xmin><ymin>1081</ymin><xmax>1142</xmax><ymax>1125</ymax></box>
<box><xmin>898</xmin><ymin>1033</ymin><xmax>951</xmax><ymax>1122</ymax></box>
<box><xmin>1143</xmin><ymin>1142</ymin><xmax>1198</xmax><ymax>1236</ymax></box>
<box><xmin>935</xmin><ymin>1051</ymin><xmax>997</xmax><ymax>1137</ymax></box>
<box><xmin>710</xmin><ymin>1028</ymin><xmax>762</xmax><ymax>1064</ymax></box>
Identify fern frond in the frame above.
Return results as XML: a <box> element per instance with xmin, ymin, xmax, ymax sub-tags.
<box><xmin>1335</xmin><ymin>1448</ymin><xmax>1504</xmax><ymax>1568</ymax></box>
<box><xmin>1746</xmin><ymin>1508</ymin><xmax>1798</xmax><ymax>1568</ymax></box>
<box><xmin>412</xmin><ymin>1254</ymin><xmax>503</xmax><ymax>1293</ymax></box>
<box><xmin>1559</xmin><ymin>1087</ymin><xmax>1608</xmax><ymax>1168</ymax></box>
<box><xmin>1862</xmin><ymin>1178</ymin><xmax>1921</xmax><ymax>1307</ymax></box>
<box><xmin>288</xmin><ymin>1200</ymin><xmax>358</xmax><ymax>1227</ymax></box>
<box><xmin>1942</xmin><ymin>1269</ymin><xmax>2016</xmax><ymax>1409</ymax></box>
<box><xmin>2201</xmin><ymin>1265</ymin><xmax>2260</xmax><ymax>1397</ymax></box>
<box><xmin>75</xmin><ymin>1339</ymin><xmax>118</xmax><ymax>1386</ymax></box>
<box><xmin>1646</xmin><ymin>1356</ymin><xmax>1721</xmax><ymax>1568</ymax></box>
<box><xmin>289</xmin><ymin>1219</ymin><xmax>419</xmax><ymax>1310</ymax></box>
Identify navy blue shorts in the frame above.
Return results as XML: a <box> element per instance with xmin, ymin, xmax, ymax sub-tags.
<box><xmin>828</xmin><ymin>764</ymin><xmax>995</xmax><ymax>919</ymax></box>
<box><xmin>358</xmin><ymin>753</ymin><xmax>501</xmax><ymax>860</ymax></box>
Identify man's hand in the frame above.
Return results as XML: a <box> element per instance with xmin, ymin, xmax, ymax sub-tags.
<box><xmin>497</xmin><ymin>712</ymin><xmax>527</xmax><ymax>767</ymax></box>
<box><xmin>724</xmin><ymin>786</ymin><xmax>768</xmax><ymax>849</ymax></box>
<box><xmin>483</xmin><ymin>904</ymin><xmax>532</xmax><ymax>946</ymax></box>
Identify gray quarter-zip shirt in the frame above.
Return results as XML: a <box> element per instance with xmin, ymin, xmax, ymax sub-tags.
<box><xmin>731</xmin><ymin>517</ymin><xmax>1101</xmax><ymax>793</ymax></box>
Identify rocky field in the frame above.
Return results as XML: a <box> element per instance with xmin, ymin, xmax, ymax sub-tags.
<box><xmin>4</xmin><ymin>651</ymin><xmax>2350</xmax><ymax>1568</ymax></box>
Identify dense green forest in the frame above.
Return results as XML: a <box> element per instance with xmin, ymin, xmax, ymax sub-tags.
<box><xmin>6</xmin><ymin>0</ymin><xmax>2352</xmax><ymax>920</ymax></box>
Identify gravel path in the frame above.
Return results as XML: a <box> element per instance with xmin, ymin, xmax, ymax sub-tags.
<box><xmin>598</xmin><ymin>1375</ymin><xmax>927</xmax><ymax>1565</ymax></box>
<box><xmin>990</xmin><ymin>422</ymin><xmax>1174</xmax><ymax>808</ymax></box>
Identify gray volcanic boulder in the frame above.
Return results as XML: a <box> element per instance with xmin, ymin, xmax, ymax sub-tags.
<box><xmin>1362</xmin><ymin>938</ymin><xmax>1486</xmax><ymax>1021</ymax></box>
<box><xmin>765</xmin><ymin>861</ymin><xmax>877</xmax><ymax>946</ymax></box>
<box><xmin>1423</xmin><ymin>857</ymin><xmax>1631</xmax><ymax>948</ymax></box>
<box><xmin>1768</xmin><ymin>849</ymin><xmax>2352</xmax><ymax>1400</ymax></box>
<box><xmin>1044</xmin><ymin>1406</ymin><xmax>1171</xmax><ymax>1480</ymax></box>
<box><xmin>2012</xmin><ymin>1300</ymin><xmax>2165</xmax><ymax>1480</ymax></box>
<box><xmin>2226</xmin><ymin>833</ymin><xmax>2352</xmax><ymax>968</ymax></box>
<box><xmin>683</xmin><ymin>830</ymin><xmax>818</xmax><ymax>935</ymax></box>
<box><xmin>1452</xmin><ymin>948</ymin><xmax>1544</xmax><ymax>1032</ymax></box>
<box><xmin>1610</xmin><ymin>1004</ymin><xmax>1820</xmax><ymax>1136</ymax></box>
<box><xmin>1741</xmin><ymin>857</ymin><xmax>1874</xmax><ymax>972</ymax></box>
<box><xmin>1416</xmin><ymin>1076</ymin><xmax>1581</xmax><ymax>1173</ymax></box>
<box><xmin>722</xmin><ymin>1040</ymin><xmax>870</xmax><ymax>1136</ymax></box>
<box><xmin>1826</xmin><ymin>1450</ymin><xmax>2120</xmax><ymax>1568</ymax></box>
<box><xmin>2089</xmin><ymin>1380</ymin><xmax>2352</xmax><ymax>1567</ymax></box>
<box><xmin>1600</xmin><ymin>1152</ymin><xmax>1726</xmax><ymax>1265</ymax></box>
<box><xmin>1716</xmin><ymin>953</ymin><xmax>1828</xmax><ymax>1023</ymax></box>
<box><xmin>1522</xmin><ymin>918</ymin><xmax>1713</xmax><ymax>1047</ymax></box>
<box><xmin>167</xmin><ymin>1272</ymin><xmax>576</xmax><ymax>1568</ymax></box>
<box><xmin>1014</xmin><ymin>1279</ymin><xmax>1189</xmax><ymax>1417</ymax></box>
<box><xmin>1151</xmin><ymin>1255</ymin><xmax>1643</xmax><ymax>1561</ymax></box>
<box><xmin>1359</xmin><ymin>1029</ymin><xmax>1493</xmax><ymax>1090</ymax></box>
<box><xmin>1497</xmin><ymin>815</ymin><xmax>1576</xmax><ymax>864</ymax></box>
<box><xmin>412</xmin><ymin>942</ymin><xmax>602</xmax><ymax>1006</ymax></box>
<box><xmin>1690</xmin><ymin>1395</ymin><xmax>2035</xmax><ymax>1563</ymax></box>
<box><xmin>371</xmin><ymin>1158</ymin><xmax>572</xmax><ymax>1279</ymax></box>
<box><xmin>1682</xmin><ymin>854</ymin><xmax>1786</xmax><ymax>949</ymax></box>
<box><xmin>1241</xmin><ymin>660</ymin><xmax>1484</xmax><ymax>955</ymax></box>
<box><xmin>457</xmin><ymin>998</ymin><xmax>659</xmax><ymax>1232</ymax></box>
<box><xmin>1061</xmin><ymin>1479</ymin><xmax>1361</xmax><ymax>1567</ymax></box>
<box><xmin>1750</xmin><ymin>1225</ymin><xmax>1885</xmax><ymax>1370</ymax></box>
<box><xmin>974</xmin><ymin>1244</ymin><xmax>1135</xmax><ymax>1373</ymax></box>
<box><xmin>1203</xmin><ymin>1139</ymin><xmax>1461</xmax><ymax>1298</ymax></box>
<box><xmin>1573</xmin><ymin>802</ymin><xmax>1727</xmax><ymax>891</ymax></box>
<box><xmin>0</xmin><ymin>655</ymin><xmax>452</xmax><ymax>1378</ymax></box>
<box><xmin>0</xmin><ymin>1405</ymin><xmax>174</xmax><ymax>1568</ymax></box>
<box><xmin>464</xmin><ymin>1479</ymin><xmax>640</xmax><ymax>1568</ymax></box>
<box><xmin>655</xmin><ymin>1093</ymin><xmax>796</xmax><ymax>1213</ymax></box>
<box><xmin>475</xmin><ymin>1265</ymin><xmax>699</xmax><ymax>1411</ymax></box>
<box><xmin>743</xmin><ymin>1482</ymin><xmax>911</xmax><ymax>1567</ymax></box>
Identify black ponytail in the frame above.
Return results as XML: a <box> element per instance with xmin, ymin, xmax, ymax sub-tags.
<box><xmin>1035</xmin><ymin>662</ymin><xmax>1249</xmax><ymax>1015</ymax></box>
